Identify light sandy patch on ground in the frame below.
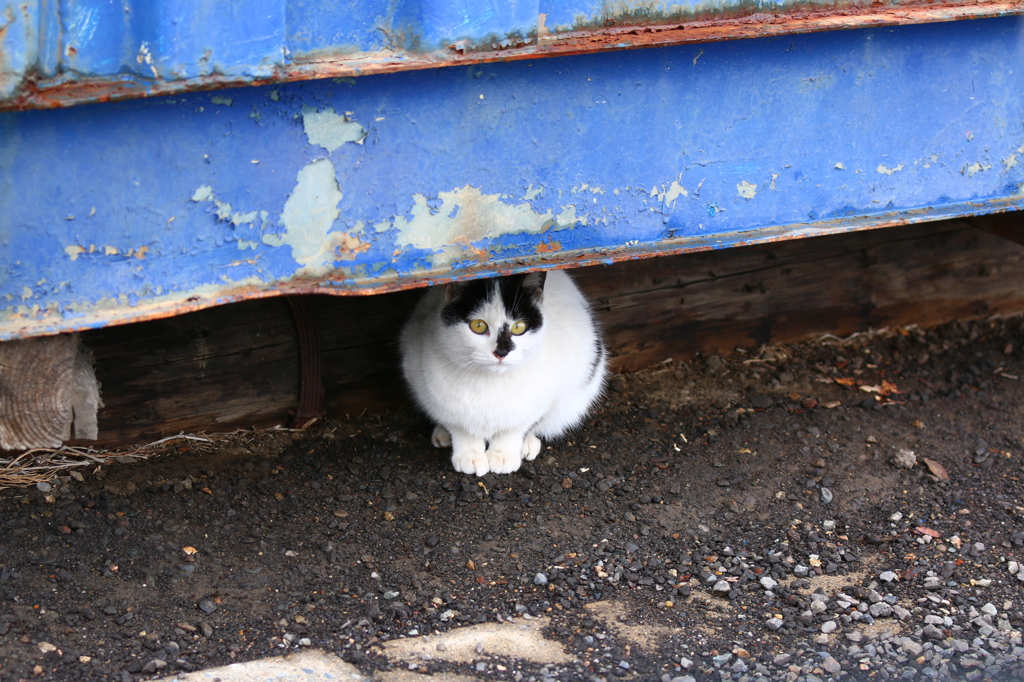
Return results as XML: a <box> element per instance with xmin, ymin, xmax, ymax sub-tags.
<box><xmin>376</xmin><ymin>616</ymin><xmax>571</xmax><ymax>665</ymax></box>
<box><xmin>584</xmin><ymin>601</ymin><xmax>678</xmax><ymax>652</ymax></box>
<box><xmin>160</xmin><ymin>649</ymin><xmax>367</xmax><ymax>681</ymax></box>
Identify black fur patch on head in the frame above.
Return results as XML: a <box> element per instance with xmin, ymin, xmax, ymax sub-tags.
<box><xmin>440</xmin><ymin>274</ymin><xmax>545</xmax><ymax>332</ymax></box>
<box><xmin>441</xmin><ymin>279</ymin><xmax>495</xmax><ymax>326</ymax></box>
<box><xmin>494</xmin><ymin>324</ymin><xmax>514</xmax><ymax>357</ymax></box>
<box><xmin>496</xmin><ymin>273</ymin><xmax>544</xmax><ymax>332</ymax></box>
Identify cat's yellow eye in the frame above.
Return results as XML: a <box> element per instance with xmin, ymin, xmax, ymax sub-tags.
<box><xmin>510</xmin><ymin>321</ymin><xmax>527</xmax><ymax>336</ymax></box>
<box><xmin>469</xmin><ymin>319</ymin><xmax>489</xmax><ymax>334</ymax></box>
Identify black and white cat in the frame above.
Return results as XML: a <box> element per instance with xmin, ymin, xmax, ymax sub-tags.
<box><xmin>400</xmin><ymin>270</ymin><xmax>607</xmax><ymax>476</ymax></box>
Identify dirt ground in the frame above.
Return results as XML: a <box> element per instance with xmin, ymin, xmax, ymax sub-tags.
<box><xmin>2</xmin><ymin>316</ymin><xmax>1024</xmax><ymax>681</ymax></box>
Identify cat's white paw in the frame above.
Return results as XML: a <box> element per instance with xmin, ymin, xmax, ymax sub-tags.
<box><xmin>487</xmin><ymin>448</ymin><xmax>522</xmax><ymax>474</ymax></box>
<box><xmin>522</xmin><ymin>433</ymin><xmax>542</xmax><ymax>460</ymax></box>
<box><xmin>431</xmin><ymin>425</ymin><xmax>452</xmax><ymax>448</ymax></box>
<box><xmin>452</xmin><ymin>449</ymin><xmax>490</xmax><ymax>477</ymax></box>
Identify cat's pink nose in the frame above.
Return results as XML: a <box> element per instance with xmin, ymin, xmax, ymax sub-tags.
<box><xmin>493</xmin><ymin>349</ymin><xmax>509</xmax><ymax>359</ymax></box>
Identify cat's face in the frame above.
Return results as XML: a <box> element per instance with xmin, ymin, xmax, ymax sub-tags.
<box><xmin>440</xmin><ymin>273</ymin><xmax>546</xmax><ymax>373</ymax></box>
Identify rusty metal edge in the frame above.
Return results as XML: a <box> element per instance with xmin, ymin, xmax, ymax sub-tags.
<box><xmin>1</xmin><ymin>2</ymin><xmax>1019</xmax><ymax>113</ymax></box>
<box><xmin>5</xmin><ymin>197</ymin><xmax>1023</xmax><ymax>343</ymax></box>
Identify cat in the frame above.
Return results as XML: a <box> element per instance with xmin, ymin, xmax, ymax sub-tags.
<box><xmin>400</xmin><ymin>270</ymin><xmax>607</xmax><ymax>476</ymax></box>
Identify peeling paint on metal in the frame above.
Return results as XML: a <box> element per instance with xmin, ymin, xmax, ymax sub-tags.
<box><xmin>190</xmin><ymin>185</ymin><xmax>214</xmax><ymax>202</ymax></box>
<box><xmin>876</xmin><ymin>163</ymin><xmax>905</xmax><ymax>175</ymax></box>
<box><xmin>262</xmin><ymin>158</ymin><xmax>345</xmax><ymax>275</ymax></box>
<box><xmin>390</xmin><ymin>185</ymin><xmax>579</xmax><ymax>266</ymax></box>
<box><xmin>737</xmin><ymin>180</ymin><xmax>757</xmax><ymax>199</ymax></box>
<box><xmin>302</xmin><ymin>106</ymin><xmax>367</xmax><ymax>152</ymax></box>
<box><xmin>963</xmin><ymin>161</ymin><xmax>992</xmax><ymax>177</ymax></box>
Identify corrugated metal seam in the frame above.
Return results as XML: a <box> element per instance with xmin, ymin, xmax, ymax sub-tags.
<box><xmin>1</xmin><ymin>1</ymin><xmax>1020</xmax><ymax>112</ymax></box>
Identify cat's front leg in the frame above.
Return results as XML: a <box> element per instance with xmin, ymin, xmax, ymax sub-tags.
<box><xmin>431</xmin><ymin>425</ymin><xmax>451</xmax><ymax>448</ymax></box>
<box><xmin>447</xmin><ymin>427</ymin><xmax>490</xmax><ymax>476</ymax></box>
<box><xmin>521</xmin><ymin>432</ymin><xmax>542</xmax><ymax>461</ymax></box>
<box><xmin>487</xmin><ymin>431</ymin><xmax>526</xmax><ymax>474</ymax></box>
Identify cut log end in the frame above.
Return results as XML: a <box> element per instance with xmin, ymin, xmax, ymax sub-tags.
<box><xmin>0</xmin><ymin>334</ymin><xmax>102</xmax><ymax>450</ymax></box>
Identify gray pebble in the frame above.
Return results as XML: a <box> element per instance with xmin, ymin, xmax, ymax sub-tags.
<box><xmin>901</xmin><ymin>638</ymin><xmax>923</xmax><ymax>657</ymax></box>
<box><xmin>712</xmin><ymin>580</ymin><xmax>731</xmax><ymax>595</ymax></box>
<box><xmin>878</xmin><ymin>570</ymin><xmax>897</xmax><ymax>582</ymax></box>
<box><xmin>197</xmin><ymin>598</ymin><xmax>217</xmax><ymax>615</ymax></box>
<box><xmin>821</xmin><ymin>487</ymin><xmax>833</xmax><ymax>504</ymax></box>
<box><xmin>36</xmin><ymin>481</ymin><xmax>52</xmax><ymax>492</ymax></box>
<box><xmin>534</xmin><ymin>573</ymin><xmax>548</xmax><ymax>586</ymax></box>
<box><xmin>821</xmin><ymin>620</ymin><xmax>837</xmax><ymax>634</ymax></box>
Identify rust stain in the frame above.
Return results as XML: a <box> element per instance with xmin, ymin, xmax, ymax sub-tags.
<box><xmin>1</xmin><ymin>2</ymin><xmax>1019</xmax><ymax>113</ymax></box>
<box><xmin>334</xmin><ymin>233</ymin><xmax>371</xmax><ymax>261</ymax></box>
<box><xmin>536</xmin><ymin>237</ymin><xmax>562</xmax><ymax>253</ymax></box>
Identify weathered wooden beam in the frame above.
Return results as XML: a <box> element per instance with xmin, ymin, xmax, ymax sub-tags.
<box><xmin>0</xmin><ymin>334</ymin><xmax>102</xmax><ymax>450</ymax></box>
<box><xmin>970</xmin><ymin>212</ymin><xmax>1024</xmax><ymax>247</ymax></box>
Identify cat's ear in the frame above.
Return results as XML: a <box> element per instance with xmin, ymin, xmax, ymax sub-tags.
<box><xmin>442</xmin><ymin>281</ymin><xmax>467</xmax><ymax>302</ymax></box>
<box><xmin>522</xmin><ymin>271</ymin><xmax>547</xmax><ymax>294</ymax></box>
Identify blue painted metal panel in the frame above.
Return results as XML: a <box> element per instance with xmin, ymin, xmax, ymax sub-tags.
<box><xmin>2</xmin><ymin>17</ymin><xmax>1024</xmax><ymax>341</ymax></box>
<box><xmin>2</xmin><ymin>0</ymin><xmax>1020</xmax><ymax>111</ymax></box>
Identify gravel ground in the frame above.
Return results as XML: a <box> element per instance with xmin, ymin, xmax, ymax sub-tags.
<box><xmin>2</xmin><ymin>316</ymin><xmax>1024</xmax><ymax>682</ymax></box>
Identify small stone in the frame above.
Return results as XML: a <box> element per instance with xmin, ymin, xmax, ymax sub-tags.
<box><xmin>981</xmin><ymin>603</ymin><xmax>998</xmax><ymax>616</ymax></box>
<box><xmin>534</xmin><ymin>573</ymin><xmax>548</xmax><ymax>586</ymax></box>
<box><xmin>821</xmin><ymin>488</ymin><xmax>833</xmax><ymax>504</ymax></box>
<box><xmin>900</xmin><ymin>638</ymin><xmax>923</xmax><ymax>657</ymax></box>
<box><xmin>892</xmin><ymin>449</ymin><xmax>917</xmax><ymax>469</ymax></box>
<box><xmin>759</xmin><ymin>576</ymin><xmax>778</xmax><ymax>591</ymax></box>
<box><xmin>712</xmin><ymin>653</ymin><xmax>732</xmax><ymax>666</ymax></box>
<box><xmin>765</xmin><ymin>618</ymin><xmax>783</xmax><ymax>631</ymax></box>
<box><xmin>36</xmin><ymin>481</ymin><xmax>52</xmax><ymax>492</ymax></box>
<box><xmin>922</xmin><ymin>625</ymin><xmax>945</xmax><ymax>641</ymax></box>
<box><xmin>822</xmin><ymin>620</ymin><xmax>837</xmax><ymax>634</ymax></box>
<box><xmin>822</xmin><ymin>656</ymin><xmax>842</xmax><ymax>674</ymax></box>
<box><xmin>870</xmin><ymin>602</ymin><xmax>893</xmax><ymax>618</ymax></box>
<box><xmin>200</xmin><ymin>622</ymin><xmax>214</xmax><ymax>637</ymax></box>
<box><xmin>879</xmin><ymin>570</ymin><xmax>897</xmax><ymax>583</ymax></box>
<box><xmin>38</xmin><ymin>642</ymin><xmax>57</xmax><ymax>653</ymax></box>
<box><xmin>712</xmin><ymin>580</ymin><xmax>732</xmax><ymax>595</ymax></box>
<box><xmin>197</xmin><ymin>598</ymin><xmax>217</xmax><ymax>615</ymax></box>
